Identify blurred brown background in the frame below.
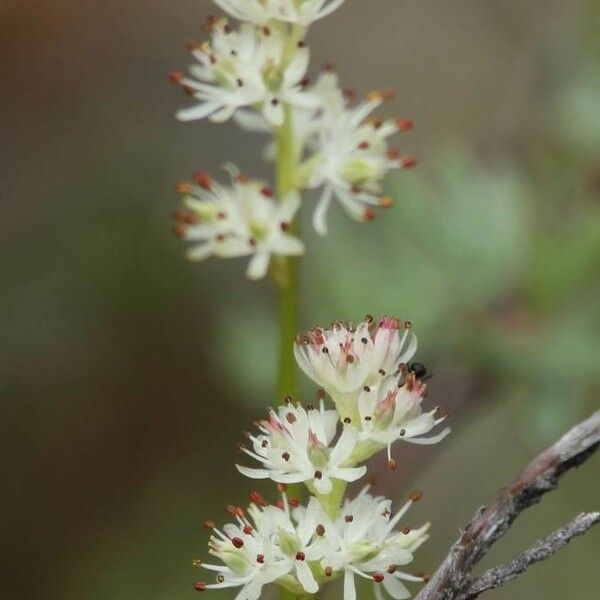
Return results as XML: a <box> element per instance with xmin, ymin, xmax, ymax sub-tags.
<box><xmin>1</xmin><ymin>1</ymin><xmax>599</xmax><ymax>599</ymax></box>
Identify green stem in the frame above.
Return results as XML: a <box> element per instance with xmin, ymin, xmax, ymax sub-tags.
<box><xmin>271</xmin><ymin>104</ymin><xmax>300</xmax><ymax>400</ymax></box>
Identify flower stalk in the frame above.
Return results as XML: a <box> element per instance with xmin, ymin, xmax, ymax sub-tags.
<box><xmin>271</xmin><ymin>105</ymin><xmax>301</xmax><ymax>399</ymax></box>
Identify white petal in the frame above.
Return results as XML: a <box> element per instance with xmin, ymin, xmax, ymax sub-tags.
<box><xmin>312</xmin><ymin>186</ymin><xmax>333</xmax><ymax>235</ymax></box>
<box><xmin>236</xmin><ymin>465</ymin><xmax>270</xmax><ymax>479</ymax></box>
<box><xmin>329</xmin><ymin>426</ymin><xmax>359</xmax><ymax>465</ymax></box>
<box><xmin>246</xmin><ymin>252</ymin><xmax>271</xmax><ymax>280</ymax></box>
<box><xmin>283</xmin><ymin>48</ymin><xmax>310</xmax><ymax>87</ymax></box>
<box><xmin>404</xmin><ymin>427</ymin><xmax>451</xmax><ymax>445</ymax></box>
<box><xmin>277</xmin><ymin>191</ymin><xmax>302</xmax><ymax>222</ymax></box>
<box><xmin>334</xmin><ymin>466</ymin><xmax>367</xmax><ymax>482</ymax></box>
<box><xmin>313</xmin><ymin>473</ymin><xmax>332</xmax><ymax>494</ymax></box>
<box><xmin>186</xmin><ymin>243</ymin><xmax>213</xmax><ymax>262</ymax></box>
<box><xmin>233</xmin><ymin>109</ymin><xmax>271</xmax><ymax>132</ymax></box>
<box><xmin>344</xmin><ymin>570</ymin><xmax>357</xmax><ymax>600</ymax></box>
<box><xmin>176</xmin><ymin>101</ymin><xmax>221</xmax><ymax>122</ymax></box>
<box><xmin>382</xmin><ymin>575</ymin><xmax>411</xmax><ymax>600</ymax></box>
<box><xmin>262</xmin><ymin>99</ymin><xmax>285</xmax><ymax>127</ymax></box>
<box><xmin>273</xmin><ymin>234</ymin><xmax>305</xmax><ymax>256</ymax></box>
<box><xmin>209</xmin><ymin>105</ymin><xmax>237</xmax><ymax>123</ymax></box>
<box><xmin>296</xmin><ymin>561</ymin><xmax>319</xmax><ymax>594</ymax></box>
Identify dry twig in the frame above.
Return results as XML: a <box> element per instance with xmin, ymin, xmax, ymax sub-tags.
<box><xmin>456</xmin><ymin>512</ymin><xmax>600</xmax><ymax>600</ymax></box>
<box><xmin>414</xmin><ymin>410</ymin><xmax>600</xmax><ymax>600</ymax></box>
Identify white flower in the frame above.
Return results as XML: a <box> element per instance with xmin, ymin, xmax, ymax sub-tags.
<box><xmin>353</xmin><ymin>369</ymin><xmax>451</xmax><ymax>466</ymax></box>
<box><xmin>294</xmin><ymin>316</ymin><xmax>417</xmax><ymax>421</ymax></box>
<box><xmin>172</xmin><ymin>169</ymin><xmax>304</xmax><ymax>280</ymax></box>
<box><xmin>213</xmin><ymin>0</ymin><xmax>347</xmax><ymax>26</ymax></box>
<box><xmin>194</xmin><ymin>489</ymin><xmax>321</xmax><ymax>598</ymax></box>
<box><xmin>233</xmin><ymin>71</ymin><xmax>345</xmax><ymax>163</ymax></box>
<box><xmin>172</xmin><ymin>19</ymin><xmax>315</xmax><ymax>126</ymax></box>
<box><xmin>304</xmin><ymin>91</ymin><xmax>416</xmax><ymax>235</ymax></box>
<box><xmin>305</xmin><ymin>487</ymin><xmax>430</xmax><ymax>600</ymax></box>
<box><xmin>237</xmin><ymin>400</ymin><xmax>367</xmax><ymax>494</ymax></box>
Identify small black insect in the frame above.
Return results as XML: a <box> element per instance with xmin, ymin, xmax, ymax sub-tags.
<box><xmin>407</xmin><ymin>362</ymin><xmax>433</xmax><ymax>381</ymax></box>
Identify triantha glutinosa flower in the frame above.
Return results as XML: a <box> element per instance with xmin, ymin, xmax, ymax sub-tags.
<box><xmin>236</xmin><ymin>399</ymin><xmax>366</xmax><ymax>494</ymax></box>
<box><xmin>169</xmin><ymin>6</ymin><xmax>417</xmax><ymax>265</ymax></box>
<box><xmin>189</xmin><ymin>314</ymin><xmax>446</xmax><ymax>598</ymax></box>
<box><xmin>172</xmin><ymin>168</ymin><xmax>304</xmax><ymax>279</ymax></box>
<box><xmin>194</xmin><ymin>486</ymin><xmax>429</xmax><ymax>600</ymax></box>
<box><xmin>172</xmin><ymin>18</ymin><xmax>314</xmax><ymax>126</ymax></box>
<box><xmin>304</xmin><ymin>90</ymin><xmax>416</xmax><ymax>235</ymax></box>
<box><xmin>293</xmin><ymin>316</ymin><xmax>417</xmax><ymax>419</ymax></box>
<box><xmin>212</xmin><ymin>0</ymin><xmax>348</xmax><ymax>26</ymax></box>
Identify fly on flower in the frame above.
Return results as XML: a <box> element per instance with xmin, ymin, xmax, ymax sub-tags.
<box><xmin>353</xmin><ymin>367</ymin><xmax>451</xmax><ymax>467</ymax></box>
<box><xmin>294</xmin><ymin>316</ymin><xmax>417</xmax><ymax>421</ymax></box>
<box><xmin>172</xmin><ymin>168</ymin><xmax>304</xmax><ymax>279</ymax></box>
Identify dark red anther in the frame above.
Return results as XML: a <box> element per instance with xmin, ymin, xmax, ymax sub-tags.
<box><xmin>168</xmin><ymin>71</ymin><xmax>183</xmax><ymax>84</ymax></box>
<box><xmin>363</xmin><ymin>208</ymin><xmax>376</xmax><ymax>221</ymax></box>
<box><xmin>250</xmin><ymin>491</ymin><xmax>265</xmax><ymax>506</ymax></box>
<box><xmin>193</xmin><ymin>171</ymin><xmax>212</xmax><ymax>190</ymax></box>
<box><xmin>396</xmin><ymin>118</ymin><xmax>413</xmax><ymax>132</ymax></box>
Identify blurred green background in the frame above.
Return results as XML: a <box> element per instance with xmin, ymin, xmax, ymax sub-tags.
<box><xmin>1</xmin><ymin>1</ymin><xmax>599</xmax><ymax>599</ymax></box>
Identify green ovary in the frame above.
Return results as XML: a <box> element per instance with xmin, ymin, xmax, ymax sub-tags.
<box><xmin>342</xmin><ymin>159</ymin><xmax>381</xmax><ymax>185</ymax></box>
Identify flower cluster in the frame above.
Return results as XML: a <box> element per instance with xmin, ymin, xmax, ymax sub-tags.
<box><xmin>213</xmin><ymin>0</ymin><xmax>347</xmax><ymax>26</ymax></box>
<box><xmin>169</xmin><ymin>1</ymin><xmax>416</xmax><ymax>277</ymax></box>
<box><xmin>194</xmin><ymin>316</ymin><xmax>449</xmax><ymax>600</ymax></box>
<box><xmin>237</xmin><ymin>399</ymin><xmax>367</xmax><ymax>494</ymax></box>
<box><xmin>172</xmin><ymin>169</ymin><xmax>303</xmax><ymax>279</ymax></box>
<box><xmin>195</xmin><ymin>486</ymin><xmax>429</xmax><ymax>600</ymax></box>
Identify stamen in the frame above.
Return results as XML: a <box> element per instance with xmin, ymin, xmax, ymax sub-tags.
<box><xmin>409</xmin><ymin>490</ymin><xmax>423</xmax><ymax>502</ymax></box>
